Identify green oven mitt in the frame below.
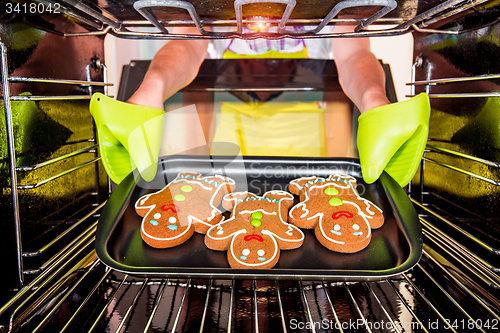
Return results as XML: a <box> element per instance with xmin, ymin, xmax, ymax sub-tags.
<box><xmin>89</xmin><ymin>93</ymin><xmax>165</xmax><ymax>184</ymax></box>
<box><xmin>357</xmin><ymin>93</ymin><xmax>430</xmax><ymax>187</ymax></box>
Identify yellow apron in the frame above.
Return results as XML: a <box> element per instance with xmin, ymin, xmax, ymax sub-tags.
<box><xmin>211</xmin><ymin>101</ymin><xmax>327</xmax><ymax>157</ymax></box>
<box><xmin>211</xmin><ymin>40</ymin><xmax>326</xmax><ymax>157</ymax></box>
<box><xmin>223</xmin><ymin>48</ymin><xmax>308</xmax><ymax>59</ymax></box>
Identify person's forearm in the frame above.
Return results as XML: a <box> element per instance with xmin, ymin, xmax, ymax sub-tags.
<box><xmin>128</xmin><ymin>28</ymin><xmax>209</xmax><ymax>109</ymax></box>
<box><xmin>331</xmin><ymin>26</ymin><xmax>390</xmax><ymax>113</ymax></box>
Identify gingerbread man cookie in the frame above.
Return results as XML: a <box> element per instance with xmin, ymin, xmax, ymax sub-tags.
<box><xmin>135</xmin><ymin>172</ymin><xmax>235</xmax><ymax>248</ymax></box>
<box><xmin>205</xmin><ymin>191</ymin><xmax>304</xmax><ymax>269</ymax></box>
<box><xmin>288</xmin><ymin>175</ymin><xmax>384</xmax><ymax>253</ymax></box>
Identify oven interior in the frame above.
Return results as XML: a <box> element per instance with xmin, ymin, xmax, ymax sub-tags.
<box><xmin>1</xmin><ymin>0</ymin><xmax>500</xmax><ymax>332</ymax></box>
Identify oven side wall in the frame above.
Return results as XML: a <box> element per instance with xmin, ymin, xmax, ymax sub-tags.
<box><xmin>0</xmin><ymin>18</ymin><xmax>107</xmax><ymax>292</ymax></box>
<box><xmin>412</xmin><ymin>18</ymin><xmax>500</xmax><ymax>256</ymax></box>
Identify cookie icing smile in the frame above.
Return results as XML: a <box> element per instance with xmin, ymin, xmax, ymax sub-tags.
<box><xmin>244</xmin><ymin>234</ymin><xmax>264</xmax><ymax>242</ymax></box>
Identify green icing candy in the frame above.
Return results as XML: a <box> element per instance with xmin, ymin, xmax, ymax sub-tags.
<box><xmin>181</xmin><ymin>185</ymin><xmax>193</xmax><ymax>192</ymax></box>
<box><xmin>251</xmin><ymin>220</ymin><xmax>262</xmax><ymax>227</ymax></box>
<box><xmin>329</xmin><ymin>197</ymin><xmax>343</xmax><ymax>206</ymax></box>
<box><xmin>324</xmin><ymin>187</ymin><xmax>339</xmax><ymax>196</ymax></box>
<box><xmin>174</xmin><ymin>194</ymin><xmax>186</xmax><ymax>202</ymax></box>
<box><xmin>251</xmin><ymin>211</ymin><xmax>263</xmax><ymax>220</ymax></box>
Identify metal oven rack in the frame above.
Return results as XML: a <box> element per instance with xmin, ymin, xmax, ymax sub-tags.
<box><xmin>0</xmin><ymin>37</ymin><xmax>111</xmax><ymax>292</ymax></box>
<box><xmin>1</xmin><ymin>252</ymin><xmax>499</xmax><ymax>332</ymax></box>
<box><xmin>2</xmin><ymin>51</ymin><xmax>500</xmax><ymax>333</ymax></box>
<box><xmin>28</xmin><ymin>0</ymin><xmax>491</xmax><ymax>39</ymax></box>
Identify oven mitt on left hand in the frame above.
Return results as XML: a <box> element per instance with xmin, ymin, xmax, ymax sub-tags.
<box><xmin>89</xmin><ymin>93</ymin><xmax>165</xmax><ymax>184</ymax></box>
<box><xmin>357</xmin><ymin>93</ymin><xmax>430</xmax><ymax>187</ymax></box>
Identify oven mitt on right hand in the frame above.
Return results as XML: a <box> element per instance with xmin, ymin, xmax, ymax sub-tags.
<box><xmin>357</xmin><ymin>93</ymin><xmax>430</xmax><ymax>187</ymax></box>
<box><xmin>89</xmin><ymin>93</ymin><xmax>165</xmax><ymax>184</ymax></box>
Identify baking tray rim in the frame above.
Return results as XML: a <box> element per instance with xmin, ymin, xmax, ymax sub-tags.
<box><xmin>95</xmin><ymin>155</ymin><xmax>423</xmax><ymax>281</ymax></box>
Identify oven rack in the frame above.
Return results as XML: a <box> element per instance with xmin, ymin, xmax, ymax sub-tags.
<box><xmin>0</xmin><ymin>41</ymin><xmax>111</xmax><ymax>288</ymax></box>
<box><xmin>408</xmin><ymin>58</ymin><xmax>500</xmax><ymax>100</ymax></box>
<box><xmin>417</xmin><ymin>138</ymin><xmax>500</xmax><ymax>255</ymax></box>
<box><xmin>31</xmin><ymin>0</ymin><xmax>488</xmax><ymax>39</ymax></box>
<box><xmin>1</xmin><ymin>236</ymin><xmax>499</xmax><ymax>333</ymax></box>
<box><xmin>406</xmin><ymin>53</ymin><xmax>500</xmax><ymax>261</ymax></box>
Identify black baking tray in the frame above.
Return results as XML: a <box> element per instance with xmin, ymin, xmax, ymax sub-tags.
<box><xmin>95</xmin><ymin>155</ymin><xmax>422</xmax><ymax>281</ymax></box>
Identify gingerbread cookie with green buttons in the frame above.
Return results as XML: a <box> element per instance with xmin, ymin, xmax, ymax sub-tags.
<box><xmin>135</xmin><ymin>172</ymin><xmax>235</xmax><ymax>248</ymax></box>
<box><xmin>288</xmin><ymin>175</ymin><xmax>384</xmax><ymax>253</ymax></box>
<box><xmin>205</xmin><ymin>191</ymin><xmax>304</xmax><ymax>269</ymax></box>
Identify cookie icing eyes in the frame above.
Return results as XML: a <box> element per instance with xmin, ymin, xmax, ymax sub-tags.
<box><xmin>240</xmin><ymin>248</ymin><xmax>250</xmax><ymax>260</ymax></box>
<box><xmin>352</xmin><ymin>224</ymin><xmax>363</xmax><ymax>236</ymax></box>
<box><xmin>239</xmin><ymin>249</ymin><xmax>267</xmax><ymax>261</ymax></box>
<box><xmin>257</xmin><ymin>249</ymin><xmax>266</xmax><ymax>261</ymax></box>
<box><xmin>154</xmin><ymin>213</ymin><xmax>161</xmax><ymax>219</ymax></box>
<box><xmin>168</xmin><ymin>217</ymin><xmax>177</xmax><ymax>224</ymax></box>
<box><xmin>330</xmin><ymin>224</ymin><xmax>341</xmax><ymax>235</ymax></box>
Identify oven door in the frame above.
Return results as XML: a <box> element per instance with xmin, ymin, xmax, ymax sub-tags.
<box><xmin>117</xmin><ymin>58</ymin><xmax>398</xmax><ymax>159</ymax></box>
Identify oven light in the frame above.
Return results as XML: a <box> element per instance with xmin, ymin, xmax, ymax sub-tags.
<box><xmin>248</xmin><ymin>17</ymin><xmax>271</xmax><ymax>32</ymax></box>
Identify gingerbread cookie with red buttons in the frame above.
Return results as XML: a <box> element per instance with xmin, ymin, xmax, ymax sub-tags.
<box><xmin>288</xmin><ymin>175</ymin><xmax>384</xmax><ymax>253</ymax></box>
<box><xmin>205</xmin><ymin>191</ymin><xmax>304</xmax><ymax>269</ymax></box>
<box><xmin>135</xmin><ymin>172</ymin><xmax>235</xmax><ymax>248</ymax></box>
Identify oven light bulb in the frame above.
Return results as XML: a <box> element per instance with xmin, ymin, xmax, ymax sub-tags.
<box><xmin>249</xmin><ymin>20</ymin><xmax>270</xmax><ymax>32</ymax></box>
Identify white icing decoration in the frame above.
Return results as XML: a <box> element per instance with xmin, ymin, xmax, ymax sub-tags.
<box><xmin>242</xmin><ymin>249</ymin><xmax>250</xmax><ymax>256</ymax></box>
<box><xmin>168</xmin><ymin>216</ymin><xmax>177</xmax><ymax>224</ymax></box>
<box><xmin>173</xmin><ymin>179</ymin><xmax>213</xmax><ymax>190</ymax></box>
<box><xmin>140</xmin><ymin>196</ymin><xmax>149</xmax><ymax>206</ymax></box>
<box><xmin>262</xmin><ymin>228</ymin><xmax>304</xmax><ymax>243</ymax></box>
<box><xmin>154</xmin><ymin>213</ymin><xmax>161</xmax><ymax>219</ymax></box>
<box><xmin>290</xmin><ymin>176</ymin><xmax>317</xmax><ymax>190</ymax></box>
<box><xmin>264</xmin><ymin>190</ymin><xmax>294</xmax><ymax>202</ymax></box>
<box><xmin>216</xmin><ymin>225</ymin><xmax>224</xmax><ymax>235</ymax></box>
<box><xmin>257</xmin><ymin>249</ymin><xmax>265</xmax><ymax>256</ymax></box>
<box><xmin>286</xmin><ymin>225</ymin><xmax>294</xmax><ymax>237</ymax></box>
<box><xmin>343</xmin><ymin>200</ymin><xmax>372</xmax><ymax>219</ymax></box>
<box><xmin>206</xmin><ymin>223</ymin><xmax>246</xmax><ymax>241</ymax></box>
<box><xmin>299</xmin><ymin>204</ymin><xmax>310</xmax><ymax>218</ymax></box>
<box><xmin>307</xmin><ymin>212</ymin><xmax>323</xmax><ymax>221</ymax></box>
<box><xmin>223</xmin><ymin>191</ymin><xmax>256</xmax><ymax>205</ymax></box>
<box><xmin>352</xmin><ymin>224</ymin><xmax>360</xmax><ymax>230</ymax></box>
<box><xmin>239</xmin><ymin>209</ymin><xmax>277</xmax><ymax>216</ymax></box>
<box><xmin>308</xmin><ymin>182</ymin><xmax>350</xmax><ymax>191</ymax></box>
<box><xmin>334</xmin><ymin>224</ymin><xmax>341</xmax><ymax>231</ymax></box>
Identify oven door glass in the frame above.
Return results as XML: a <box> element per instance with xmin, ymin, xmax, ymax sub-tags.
<box><xmin>118</xmin><ymin>59</ymin><xmax>396</xmax><ymax>159</ymax></box>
